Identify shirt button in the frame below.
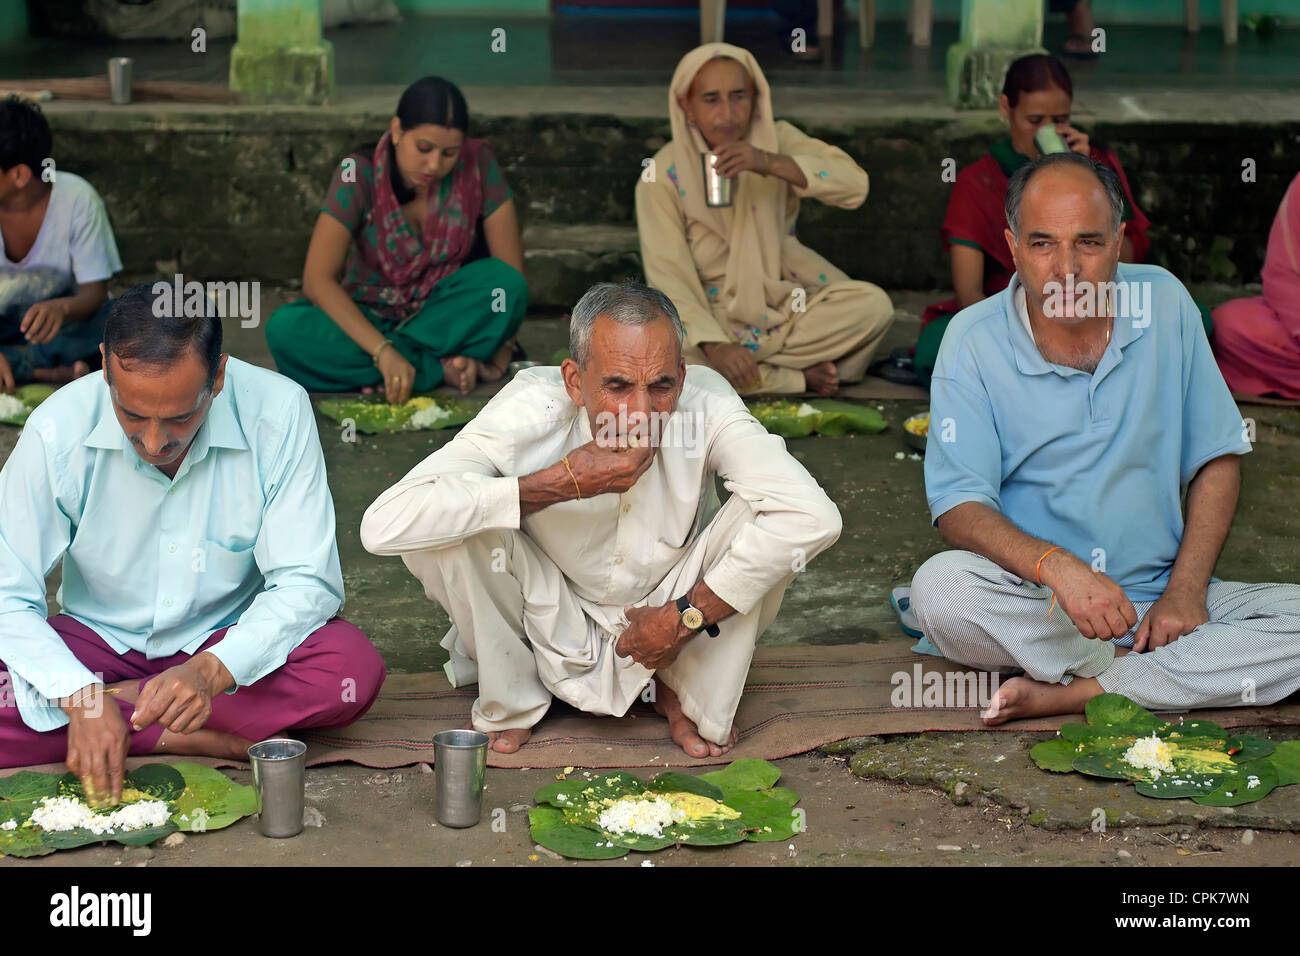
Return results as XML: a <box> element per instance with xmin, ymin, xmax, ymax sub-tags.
<box><xmin>164</xmin><ymin>598</ymin><xmax>173</xmax><ymax>607</ymax></box>
<box><xmin>168</xmin><ymin>544</ymin><xmax>177</xmax><ymax>553</ymax></box>
<box><xmin>623</xmin><ymin>504</ymin><xmax>631</xmax><ymax>513</ymax></box>
<box><xmin>613</xmin><ymin>556</ymin><xmax>623</xmax><ymax>565</ymax></box>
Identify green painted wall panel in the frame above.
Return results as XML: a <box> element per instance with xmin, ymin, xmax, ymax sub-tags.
<box><xmin>0</xmin><ymin>0</ymin><xmax>29</xmax><ymax>50</ymax></box>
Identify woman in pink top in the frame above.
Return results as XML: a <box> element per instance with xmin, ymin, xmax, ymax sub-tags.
<box><xmin>1212</xmin><ymin>173</ymin><xmax>1300</xmax><ymax>400</ymax></box>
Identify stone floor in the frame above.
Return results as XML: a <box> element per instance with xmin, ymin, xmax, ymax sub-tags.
<box><xmin>3</xmin><ymin>286</ymin><xmax>1300</xmax><ymax>867</ymax></box>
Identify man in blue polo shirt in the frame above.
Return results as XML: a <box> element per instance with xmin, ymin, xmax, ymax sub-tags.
<box><xmin>911</xmin><ymin>152</ymin><xmax>1300</xmax><ymax>723</ymax></box>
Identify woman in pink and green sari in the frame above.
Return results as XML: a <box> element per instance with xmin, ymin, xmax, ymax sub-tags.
<box><xmin>267</xmin><ymin>76</ymin><xmax>527</xmax><ymax>399</ymax></box>
<box><xmin>1213</xmin><ymin>173</ymin><xmax>1300</xmax><ymax>399</ymax></box>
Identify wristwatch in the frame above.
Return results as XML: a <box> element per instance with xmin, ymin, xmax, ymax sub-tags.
<box><xmin>676</xmin><ymin>594</ymin><xmax>720</xmax><ymax>637</ymax></box>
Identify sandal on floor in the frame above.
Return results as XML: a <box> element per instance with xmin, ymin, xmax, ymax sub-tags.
<box><xmin>891</xmin><ymin>586</ymin><xmax>944</xmax><ymax>657</ymax></box>
<box><xmin>868</xmin><ymin>347</ymin><xmax>921</xmax><ymax>386</ymax></box>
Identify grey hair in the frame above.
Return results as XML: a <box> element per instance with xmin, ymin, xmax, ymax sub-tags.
<box><xmin>569</xmin><ymin>281</ymin><xmax>685</xmax><ymax>367</ymax></box>
<box><xmin>1005</xmin><ymin>151</ymin><xmax>1125</xmax><ymax>239</ymax></box>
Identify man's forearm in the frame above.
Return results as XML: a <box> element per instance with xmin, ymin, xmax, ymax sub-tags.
<box><xmin>683</xmin><ymin>580</ymin><xmax>737</xmax><ymax>631</ymax></box>
<box><xmin>192</xmin><ymin>651</ymin><xmax>236</xmax><ymax>695</ymax></box>
<box><xmin>1167</xmin><ymin>455</ymin><xmax>1239</xmax><ymax>595</ymax></box>
<box><xmin>518</xmin><ymin>461</ymin><xmax>578</xmax><ymax>518</ymax></box>
<box><xmin>937</xmin><ymin>501</ymin><xmax>1071</xmax><ymax>586</ymax></box>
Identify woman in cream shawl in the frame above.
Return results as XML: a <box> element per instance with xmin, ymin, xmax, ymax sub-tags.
<box><xmin>635</xmin><ymin>43</ymin><xmax>894</xmax><ymax>396</ymax></box>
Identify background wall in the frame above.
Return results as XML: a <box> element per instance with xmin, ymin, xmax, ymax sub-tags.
<box><xmin>0</xmin><ymin>1</ymin><xmax>29</xmax><ymax>49</ymax></box>
<box><xmin>393</xmin><ymin>0</ymin><xmax>1299</xmax><ymax>26</ymax></box>
<box><xmin>44</xmin><ymin>107</ymin><xmax>1298</xmax><ymax>306</ymax></box>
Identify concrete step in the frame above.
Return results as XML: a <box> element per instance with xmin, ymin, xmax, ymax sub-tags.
<box><xmin>522</xmin><ymin>223</ymin><xmax>641</xmax><ymax>309</ymax></box>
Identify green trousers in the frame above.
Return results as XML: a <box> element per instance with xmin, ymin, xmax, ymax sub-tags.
<box><xmin>265</xmin><ymin>258</ymin><xmax>528</xmax><ymax>393</ymax></box>
<box><xmin>914</xmin><ymin>299</ymin><xmax>1214</xmax><ymax>388</ymax></box>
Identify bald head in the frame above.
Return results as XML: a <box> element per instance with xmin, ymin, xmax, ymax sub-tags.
<box><xmin>1005</xmin><ymin>151</ymin><xmax>1124</xmax><ymax>240</ymax></box>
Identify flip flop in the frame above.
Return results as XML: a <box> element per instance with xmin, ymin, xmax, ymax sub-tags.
<box><xmin>891</xmin><ymin>586</ymin><xmax>944</xmax><ymax>656</ymax></box>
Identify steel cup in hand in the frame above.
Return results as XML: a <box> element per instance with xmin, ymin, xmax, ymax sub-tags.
<box><xmin>703</xmin><ymin>152</ymin><xmax>733</xmax><ymax>207</ymax></box>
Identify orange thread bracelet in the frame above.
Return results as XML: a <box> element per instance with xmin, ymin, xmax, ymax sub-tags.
<box><xmin>1035</xmin><ymin>545</ymin><xmax>1063</xmax><ymax>584</ymax></box>
<box><xmin>1036</xmin><ymin>545</ymin><xmax>1064</xmax><ymax>618</ymax></box>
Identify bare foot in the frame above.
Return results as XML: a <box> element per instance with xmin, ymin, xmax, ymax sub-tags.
<box><xmin>362</xmin><ymin>386</ymin><xmax>378</xmax><ymax>395</ymax></box>
<box><xmin>649</xmin><ymin>677</ymin><xmax>737</xmax><ymax>758</ymax></box>
<box><xmin>151</xmin><ymin>728</ymin><xmax>254</xmax><ymax>761</ymax></box>
<box><xmin>106</xmin><ymin>679</ymin><xmax>143</xmax><ymax>706</ymax></box>
<box><xmin>31</xmin><ymin>361</ymin><xmax>90</xmax><ymax>386</ymax></box>
<box><xmin>981</xmin><ymin>674</ymin><xmax>1101</xmax><ymax>725</ymax></box>
<box><xmin>802</xmin><ymin>361</ymin><xmax>839</xmax><ymax>397</ymax></box>
<box><xmin>441</xmin><ymin>356</ymin><xmax>477</xmax><ymax>395</ymax></box>
<box><xmin>463</xmin><ymin>721</ymin><xmax>531</xmax><ymax>754</ymax></box>
<box><xmin>475</xmin><ymin>340</ymin><xmax>515</xmax><ymax>384</ymax></box>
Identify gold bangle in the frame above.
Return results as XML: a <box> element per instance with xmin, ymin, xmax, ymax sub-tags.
<box><xmin>561</xmin><ymin>456</ymin><xmax>582</xmax><ymax>500</ymax></box>
<box><xmin>372</xmin><ymin>340</ymin><xmax>394</xmax><ymax>366</ymax></box>
<box><xmin>67</xmin><ymin>685</ymin><xmax>111</xmax><ymax>709</ymax></box>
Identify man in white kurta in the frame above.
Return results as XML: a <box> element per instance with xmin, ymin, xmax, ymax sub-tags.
<box><xmin>360</xmin><ymin>282</ymin><xmax>842</xmax><ymax>756</ymax></box>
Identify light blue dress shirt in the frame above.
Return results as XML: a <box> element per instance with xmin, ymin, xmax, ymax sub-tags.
<box><xmin>0</xmin><ymin>356</ymin><xmax>344</xmax><ymax>731</ymax></box>
<box><xmin>924</xmin><ymin>263</ymin><xmax>1253</xmax><ymax>603</ymax></box>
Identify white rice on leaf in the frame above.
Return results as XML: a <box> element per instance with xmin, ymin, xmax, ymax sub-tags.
<box><xmin>0</xmin><ymin>393</ymin><xmax>28</xmax><ymax>420</ymax></box>
<box><xmin>1122</xmin><ymin>732</ymin><xmax>1176</xmax><ymax>780</ymax></box>
<box><xmin>410</xmin><ymin>402</ymin><xmax>452</xmax><ymax>429</ymax></box>
<box><xmin>597</xmin><ymin>795</ymin><xmax>687</xmax><ymax>838</ymax></box>
<box><xmin>28</xmin><ymin>795</ymin><xmax>171</xmax><ymax>835</ymax></box>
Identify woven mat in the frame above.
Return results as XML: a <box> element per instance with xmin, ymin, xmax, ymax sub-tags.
<box><xmin>9</xmin><ymin>643</ymin><xmax>1295</xmax><ymax>775</ymax></box>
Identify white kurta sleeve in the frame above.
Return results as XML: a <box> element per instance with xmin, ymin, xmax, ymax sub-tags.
<box><xmin>776</xmin><ymin>120</ymin><xmax>868</xmax><ymax>210</ymax></box>
<box><xmin>635</xmin><ymin>170</ymin><xmax>732</xmax><ymax>352</ymax></box>
<box><xmin>699</xmin><ymin>408</ymin><xmax>843</xmax><ymax>614</ymax></box>
<box><xmin>359</xmin><ymin>431</ymin><xmax>521</xmax><ymax>555</ymax></box>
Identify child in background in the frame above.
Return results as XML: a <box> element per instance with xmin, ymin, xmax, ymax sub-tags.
<box><xmin>0</xmin><ymin>96</ymin><xmax>122</xmax><ymax>392</ymax></box>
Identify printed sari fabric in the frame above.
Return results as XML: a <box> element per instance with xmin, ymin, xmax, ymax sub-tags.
<box><xmin>321</xmin><ymin>133</ymin><xmax>513</xmax><ymax>325</ymax></box>
<box><xmin>1212</xmin><ymin>173</ymin><xmax>1300</xmax><ymax>399</ymax></box>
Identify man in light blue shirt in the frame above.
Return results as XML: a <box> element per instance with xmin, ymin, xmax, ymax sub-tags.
<box><xmin>911</xmin><ymin>152</ymin><xmax>1300</xmax><ymax>723</ymax></box>
<box><xmin>0</xmin><ymin>283</ymin><xmax>385</xmax><ymax>803</ymax></box>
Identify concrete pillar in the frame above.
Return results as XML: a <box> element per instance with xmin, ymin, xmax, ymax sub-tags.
<box><xmin>945</xmin><ymin>0</ymin><xmax>1044</xmax><ymax>109</ymax></box>
<box><xmin>230</xmin><ymin>0</ymin><xmax>333</xmax><ymax>105</ymax></box>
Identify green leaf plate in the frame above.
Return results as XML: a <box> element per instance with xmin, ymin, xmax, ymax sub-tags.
<box><xmin>317</xmin><ymin>394</ymin><xmax>486</xmax><ymax>435</ymax></box>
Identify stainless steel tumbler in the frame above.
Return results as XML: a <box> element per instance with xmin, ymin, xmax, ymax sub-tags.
<box><xmin>433</xmin><ymin>729</ymin><xmax>488</xmax><ymax>828</ymax></box>
<box><xmin>248</xmin><ymin>738</ymin><xmax>307</xmax><ymax>838</ymax></box>
<box><xmin>703</xmin><ymin>152</ymin><xmax>733</xmax><ymax>207</ymax></box>
<box><xmin>108</xmin><ymin>58</ymin><xmax>133</xmax><ymax>106</ymax></box>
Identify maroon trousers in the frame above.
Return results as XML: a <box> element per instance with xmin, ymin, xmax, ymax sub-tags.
<box><xmin>0</xmin><ymin>614</ymin><xmax>386</xmax><ymax>769</ymax></box>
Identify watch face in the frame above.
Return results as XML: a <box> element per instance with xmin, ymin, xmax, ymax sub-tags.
<box><xmin>681</xmin><ymin>608</ymin><xmax>705</xmax><ymax>630</ymax></box>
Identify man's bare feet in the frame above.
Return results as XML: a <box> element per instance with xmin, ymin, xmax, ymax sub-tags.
<box><xmin>31</xmin><ymin>361</ymin><xmax>90</xmax><ymax>386</ymax></box>
<box><xmin>151</xmin><ymin>728</ymin><xmax>254</xmax><ymax>760</ymax></box>
<box><xmin>981</xmin><ymin>675</ymin><xmax>1101</xmax><ymax>726</ymax></box>
<box><xmin>649</xmin><ymin>677</ymin><xmax>737</xmax><ymax>758</ymax></box>
<box><xmin>462</xmin><ymin>722</ymin><xmax>531</xmax><ymax>754</ymax></box>
<box><xmin>475</xmin><ymin>340</ymin><xmax>515</xmax><ymax>384</ymax></box>
<box><xmin>103</xmin><ymin>680</ymin><xmax>254</xmax><ymax>759</ymax></box>
<box><xmin>802</xmin><ymin>361</ymin><xmax>839</xmax><ymax>397</ymax></box>
<box><xmin>441</xmin><ymin>355</ymin><xmax>477</xmax><ymax>395</ymax></box>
